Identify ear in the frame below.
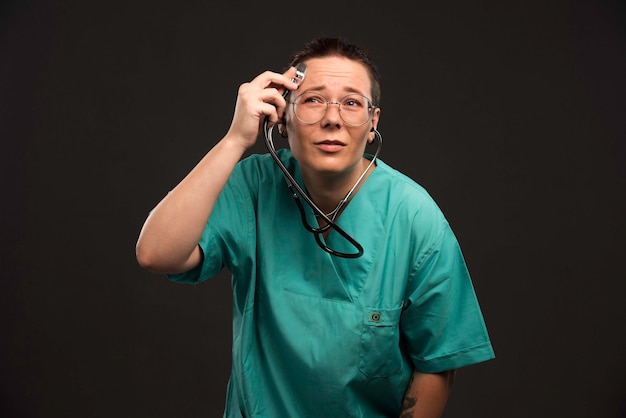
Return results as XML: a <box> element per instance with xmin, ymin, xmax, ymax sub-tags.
<box><xmin>369</xmin><ymin>107</ymin><xmax>380</xmax><ymax>143</ymax></box>
<box><xmin>278</xmin><ymin>121</ymin><xmax>288</xmax><ymax>138</ymax></box>
<box><xmin>368</xmin><ymin>126</ymin><xmax>375</xmax><ymax>143</ymax></box>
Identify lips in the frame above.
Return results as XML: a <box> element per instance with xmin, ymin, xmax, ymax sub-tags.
<box><xmin>317</xmin><ymin>140</ymin><xmax>345</xmax><ymax>145</ymax></box>
<box><xmin>315</xmin><ymin>140</ymin><xmax>345</xmax><ymax>152</ymax></box>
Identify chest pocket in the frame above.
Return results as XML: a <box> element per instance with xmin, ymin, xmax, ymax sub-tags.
<box><xmin>358</xmin><ymin>306</ymin><xmax>403</xmax><ymax>378</ymax></box>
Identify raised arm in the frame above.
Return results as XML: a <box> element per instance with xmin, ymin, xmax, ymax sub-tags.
<box><xmin>135</xmin><ymin>67</ymin><xmax>301</xmax><ymax>274</ymax></box>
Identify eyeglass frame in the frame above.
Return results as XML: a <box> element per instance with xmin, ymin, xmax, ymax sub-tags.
<box><xmin>288</xmin><ymin>91</ymin><xmax>378</xmax><ymax>127</ymax></box>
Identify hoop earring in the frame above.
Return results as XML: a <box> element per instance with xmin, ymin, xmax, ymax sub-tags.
<box><xmin>370</xmin><ymin>128</ymin><xmax>383</xmax><ymax>147</ymax></box>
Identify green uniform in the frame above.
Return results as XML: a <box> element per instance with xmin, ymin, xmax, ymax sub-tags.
<box><xmin>169</xmin><ymin>149</ymin><xmax>495</xmax><ymax>417</ymax></box>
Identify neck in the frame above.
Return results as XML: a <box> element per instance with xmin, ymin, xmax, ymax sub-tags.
<box><xmin>303</xmin><ymin>157</ymin><xmax>375</xmax><ymax>217</ymax></box>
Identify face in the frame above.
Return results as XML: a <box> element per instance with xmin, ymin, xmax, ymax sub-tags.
<box><xmin>284</xmin><ymin>56</ymin><xmax>380</xmax><ymax>182</ymax></box>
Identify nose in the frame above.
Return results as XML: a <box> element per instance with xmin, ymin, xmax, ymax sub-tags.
<box><xmin>322</xmin><ymin>101</ymin><xmax>342</xmax><ymax>126</ymax></box>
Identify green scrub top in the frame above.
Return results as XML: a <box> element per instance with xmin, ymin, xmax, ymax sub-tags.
<box><xmin>169</xmin><ymin>149</ymin><xmax>495</xmax><ymax>417</ymax></box>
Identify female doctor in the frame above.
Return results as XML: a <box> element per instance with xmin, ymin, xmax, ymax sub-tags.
<box><xmin>136</xmin><ymin>37</ymin><xmax>494</xmax><ymax>418</ymax></box>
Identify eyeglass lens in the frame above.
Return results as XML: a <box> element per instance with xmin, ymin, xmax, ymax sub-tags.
<box><xmin>293</xmin><ymin>93</ymin><xmax>372</xmax><ymax>126</ymax></box>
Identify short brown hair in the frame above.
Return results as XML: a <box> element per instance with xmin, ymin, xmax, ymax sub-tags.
<box><xmin>287</xmin><ymin>37</ymin><xmax>382</xmax><ymax>106</ymax></box>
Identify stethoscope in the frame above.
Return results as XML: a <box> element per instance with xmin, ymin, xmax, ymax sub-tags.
<box><xmin>261</xmin><ymin>71</ymin><xmax>383</xmax><ymax>258</ymax></box>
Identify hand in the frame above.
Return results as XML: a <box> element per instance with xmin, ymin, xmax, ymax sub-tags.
<box><xmin>225</xmin><ymin>66</ymin><xmax>301</xmax><ymax>150</ymax></box>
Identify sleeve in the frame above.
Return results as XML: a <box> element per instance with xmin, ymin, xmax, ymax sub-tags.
<box><xmin>400</xmin><ymin>218</ymin><xmax>495</xmax><ymax>373</ymax></box>
<box><xmin>166</xmin><ymin>161</ymin><xmax>255</xmax><ymax>285</ymax></box>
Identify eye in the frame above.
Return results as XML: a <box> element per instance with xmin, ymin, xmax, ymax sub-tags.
<box><xmin>301</xmin><ymin>93</ymin><xmax>325</xmax><ymax>105</ymax></box>
<box><xmin>342</xmin><ymin>95</ymin><xmax>365</xmax><ymax>108</ymax></box>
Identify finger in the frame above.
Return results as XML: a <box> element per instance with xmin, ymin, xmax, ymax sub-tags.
<box><xmin>279</xmin><ymin>66</ymin><xmax>300</xmax><ymax>98</ymax></box>
<box><xmin>255</xmin><ymin>67</ymin><xmax>299</xmax><ymax>98</ymax></box>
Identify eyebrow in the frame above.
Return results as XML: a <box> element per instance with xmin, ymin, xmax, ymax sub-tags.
<box><xmin>300</xmin><ymin>84</ymin><xmax>369</xmax><ymax>97</ymax></box>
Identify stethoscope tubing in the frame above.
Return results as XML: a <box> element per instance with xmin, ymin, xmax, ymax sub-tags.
<box><xmin>262</xmin><ymin>117</ymin><xmax>382</xmax><ymax>258</ymax></box>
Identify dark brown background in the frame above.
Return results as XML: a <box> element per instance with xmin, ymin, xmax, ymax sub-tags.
<box><xmin>2</xmin><ymin>0</ymin><xmax>625</xmax><ymax>417</ymax></box>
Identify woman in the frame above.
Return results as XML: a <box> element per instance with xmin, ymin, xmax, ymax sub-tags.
<box><xmin>136</xmin><ymin>37</ymin><xmax>494</xmax><ymax>417</ymax></box>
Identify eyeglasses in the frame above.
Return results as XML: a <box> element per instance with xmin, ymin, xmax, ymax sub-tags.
<box><xmin>291</xmin><ymin>92</ymin><xmax>375</xmax><ymax>127</ymax></box>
